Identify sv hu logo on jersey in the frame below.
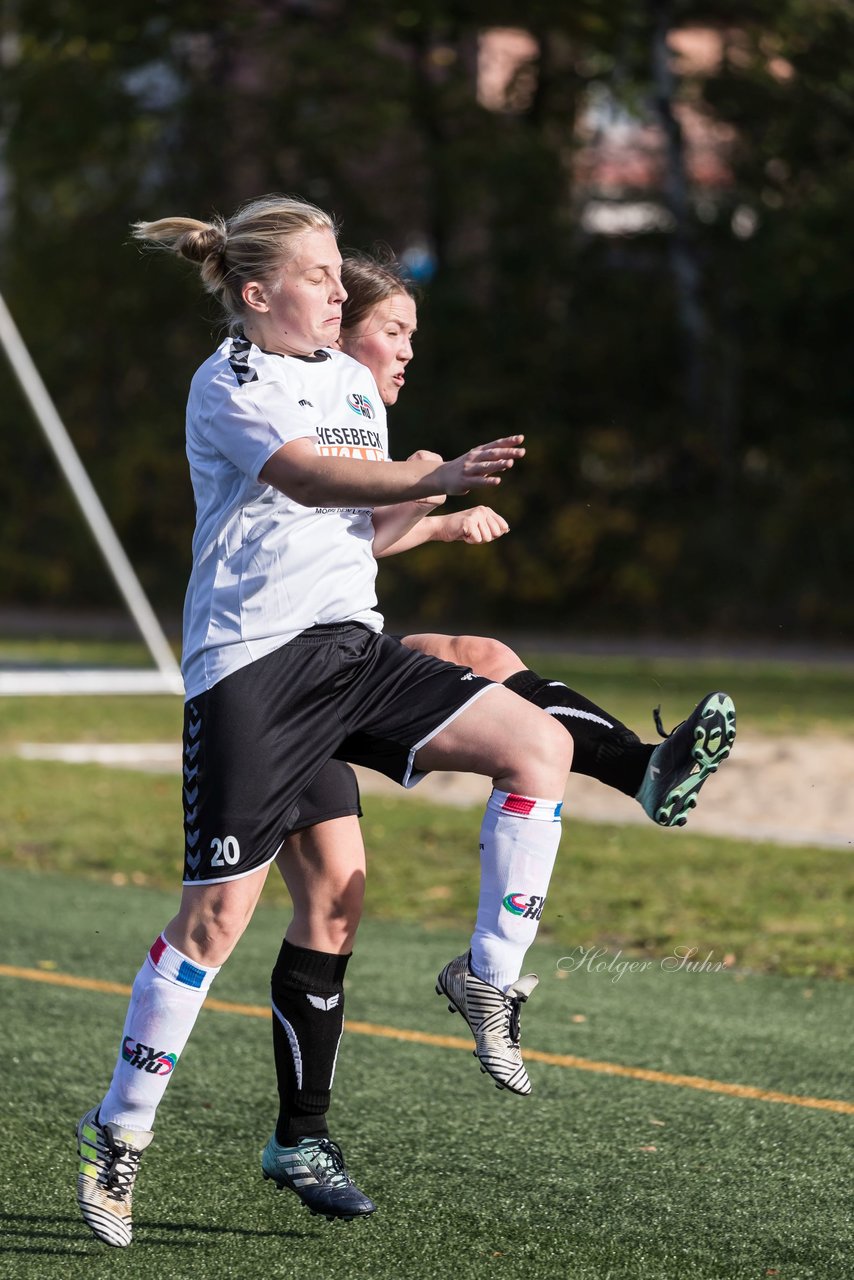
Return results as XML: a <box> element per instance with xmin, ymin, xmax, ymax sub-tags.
<box><xmin>122</xmin><ymin>1037</ymin><xmax>178</xmax><ymax>1075</ymax></box>
<box><xmin>346</xmin><ymin>392</ymin><xmax>375</xmax><ymax>420</ymax></box>
<box><xmin>502</xmin><ymin>893</ymin><xmax>546</xmax><ymax>920</ymax></box>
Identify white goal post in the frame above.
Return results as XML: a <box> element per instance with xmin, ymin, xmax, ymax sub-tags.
<box><xmin>0</xmin><ymin>289</ymin><xmax>183</xmax><ymax>696</ymax></box>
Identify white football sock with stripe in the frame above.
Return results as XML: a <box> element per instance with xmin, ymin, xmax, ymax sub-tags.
<box><xmin>99</xmin><ymin>934</ymin><xmax>220</xmax><ymax>1132</ymax></box>
<box><xmin>470</xmin><ymin>788</ymin><xmax>563</xmax><ymax>992</ymax></box>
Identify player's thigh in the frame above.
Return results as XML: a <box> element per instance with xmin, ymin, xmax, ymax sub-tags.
<box><xmin>414</xmin><ymin>684</ymin><xmax>572</xmax><ymax>795</ymax></box>
<box><xmin>402</xmin><ymin>632</ymin><xmax>523</xmax><ymax>683</ymax></box>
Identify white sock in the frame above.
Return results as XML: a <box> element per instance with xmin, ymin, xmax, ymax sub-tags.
<box><xmin>470</xmin><ymin>789</ymin><xmax>564</xmax><ymax>991</ymax></box>
<box><xmin>99</xmin><ymin>935</ymin><xmax>220</xmax><ymax>1132</ymax></box>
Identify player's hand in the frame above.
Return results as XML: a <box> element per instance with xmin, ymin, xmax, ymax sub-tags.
<box><xmin>434</xmin><ymin>436</ymin><xmax>525</xmax><ymax>494</ymax></box>
<box><xmin>440</xmin><ymin>506</ymin><xmax>509</xmax><ymax>544</ymax></box>
<box><xmin>407</xmin><ymin>450</ymin><xmax>447</xmax><ymax>507</ymax></box>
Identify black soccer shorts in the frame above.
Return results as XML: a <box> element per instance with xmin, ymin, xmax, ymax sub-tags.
<box><xmin>181</xmin><ymin>624</ymin><xmax>494</xmax><ymax>884</ymax></box>
<box><xmin>283</xmin><ymin>758</ymin><xmax>362</xmax><ymax>835</ymax></box>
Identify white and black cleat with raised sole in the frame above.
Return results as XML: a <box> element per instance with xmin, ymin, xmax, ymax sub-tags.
<box><xmin>76</xmin><ymin>1108</ymin><xmax>154</xmax><ymax>1248</ymax></box>
<box><xmin>436</xmin><ymin>952</ymin><xmax>537</xmax><ymax>1095</ymax></box>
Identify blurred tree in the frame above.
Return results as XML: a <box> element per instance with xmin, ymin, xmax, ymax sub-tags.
<box><xmin>0</xmin><ymin>0</ymin><xmax>851</xmax><ymax>640</ymax></box>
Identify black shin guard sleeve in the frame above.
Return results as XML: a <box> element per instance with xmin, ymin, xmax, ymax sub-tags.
<box><xmin>503</xmin><ymin>669</ymin><xmax>654</xmax><ymax>797</ymax></box>
<box><xmin>271</xmin><ymin>940</ymin><xmax>350</xmax><ymax>1146</ymax></box>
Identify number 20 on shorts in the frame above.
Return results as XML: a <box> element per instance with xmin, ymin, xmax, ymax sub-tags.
<box><xmin>210</xmin><ymin>836</ymin><xmax>240</xmax><ymax>867</ymax></box>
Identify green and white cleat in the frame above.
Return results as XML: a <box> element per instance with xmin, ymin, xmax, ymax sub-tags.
<box><xmin>262</xmin><ymin>1134</ymin><xmax>376</xmax><ymax>1222</ymax></box>
<box><xmin>636</xmin><ymin>691</ymin><xmax>736</xmax><ymax>827</ymax></box>
<box><xmin>76</xmin><ymin>1108</ymin><xmax>153</xmax><ymax>1247</ymax></box>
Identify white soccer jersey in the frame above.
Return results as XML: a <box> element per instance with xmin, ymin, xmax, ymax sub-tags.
<box><xmin>181</xmin><ymin>334</ymin><xmax>388</xmax><ymax>698</ymax></box>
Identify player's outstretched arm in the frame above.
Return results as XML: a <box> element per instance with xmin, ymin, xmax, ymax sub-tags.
<box><xmin>376</xmin><ymin>506</ymin><xmax>510</xmax><ymax>558</ymax></box>
<box><xmin>260</xmin><ymin>435</ymin><xmax>525</xmax><ymax>508</ymax></box>
<box><xmin>372</xmin><ymin>449</ymin><xmax>447</xmax><ymax>556</ymax></box>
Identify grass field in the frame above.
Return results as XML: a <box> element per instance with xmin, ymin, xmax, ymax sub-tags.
<box><xmin>1</xmin><ymin>649</ymin><xmax>852</xmax><ymax>1278</ymax></box>
<box><xmin>1</xmin><ymin>756</ymin><xmax>850</xmax><ymax>977</ymax></box>
<box><xmin>2</xmin><ymin>870</ymin><xmax>852</xmax><ymax>1280</ymax></box>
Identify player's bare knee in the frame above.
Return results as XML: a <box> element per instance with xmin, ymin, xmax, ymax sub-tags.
<box><xmin>173</xmin><ymin>893</ymin><xmax>252</xmax><ymax>965</ymax></box>
<box><xmin>290</xmin><ymin>870</ymin><xmax>364</xmax><ymax>952</ymax></box>
<box><xmin>190</xmin><ymin>917</ymin><xmax>242</xmax><ymax>965</ymax></box>
<box><xmin>505</xmin><ymin>708</ymin><xmax>572</xmax><ymax>795</ymax></box>
<box><xmin>342</xmin><ymin>870</ymin><xmax>366</xmax><ymax>915</ymax></box>
<box><xmin>328</xmin><ymin>873</ymin><xmax>365</xmax><ymax>933</ymax></box>
<box><xmin>451</xmin><ymin>635</ymin><xmax>523</xmax><ymax>683</ymax></box>
<box><xmin>323</xmin><ymin>914</ymin><xmax>360</xmax><ymax>953</ymax></box>
<box><xmin>545</xmin><ymin>712</ymin><xmax>574</xmax><ymax>773</ymax></box>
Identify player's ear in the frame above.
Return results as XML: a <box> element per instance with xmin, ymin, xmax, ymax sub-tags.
<box><xmin>242</xmin><ymin>281</ymin><xmax>270</xmax><ymax>314</ymax></box>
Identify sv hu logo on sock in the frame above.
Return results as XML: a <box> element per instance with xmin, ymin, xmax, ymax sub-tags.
<box><xmin>122</xmin><ymin>1037</ymin><xmax>178</xmax><ymax>1074</ymax></box>
<box><xmin>502</xmin><ymin>893</ymin><xmax>546</xmax><ymax>920</ymax></box>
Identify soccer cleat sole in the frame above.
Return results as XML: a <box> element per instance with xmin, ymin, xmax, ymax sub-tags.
<box><xmin>654</xmin><ymin>693</ymin><xmax>736</xmax><ymax>827</ymax></box>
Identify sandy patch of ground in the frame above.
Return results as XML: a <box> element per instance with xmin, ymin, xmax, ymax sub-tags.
<box><xmin>355</xmin><ymin>732</ymin><xmax>854</xmax><ymax>850</ymax></box>
<box><xmin>15</xmin><ymin>732</ymin><xmax>854</xmax><ymax>850</ymax></box>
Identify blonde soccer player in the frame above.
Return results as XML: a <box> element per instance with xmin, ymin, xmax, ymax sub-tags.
<box><xmin>75</xmin><ymin>196</ymin><xmax>575</xmax><ymax>1246</ymax></box>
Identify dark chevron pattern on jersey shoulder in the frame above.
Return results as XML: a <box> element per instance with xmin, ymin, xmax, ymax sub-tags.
<box><xmin>228</xmin><ymin>332</ymin><xmax>259</xmax><ymax>384</ymax></box>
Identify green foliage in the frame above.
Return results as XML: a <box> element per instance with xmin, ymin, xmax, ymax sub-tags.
<box><xmin>0</xmin><ymin>1</ymin><xmax>852</xmax><ymax>635</ymax></box>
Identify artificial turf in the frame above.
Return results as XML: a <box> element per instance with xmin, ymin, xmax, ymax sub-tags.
<box><xmin>2</xmin><ymin>867</ymin><xmax>851</xmax><ymax>1280</ymax></box>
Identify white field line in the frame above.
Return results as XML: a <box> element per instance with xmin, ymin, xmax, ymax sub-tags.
<box><xmin>0</xmin><ymin>670</ymin><xmax>183</xmax><ymax>695</ymax></box>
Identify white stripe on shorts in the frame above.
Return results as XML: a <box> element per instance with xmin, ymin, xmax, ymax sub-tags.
<box><xmin>402</xmin><ymin>682</ymin><xmax>499</xmax><ymax>789</ymax></box>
